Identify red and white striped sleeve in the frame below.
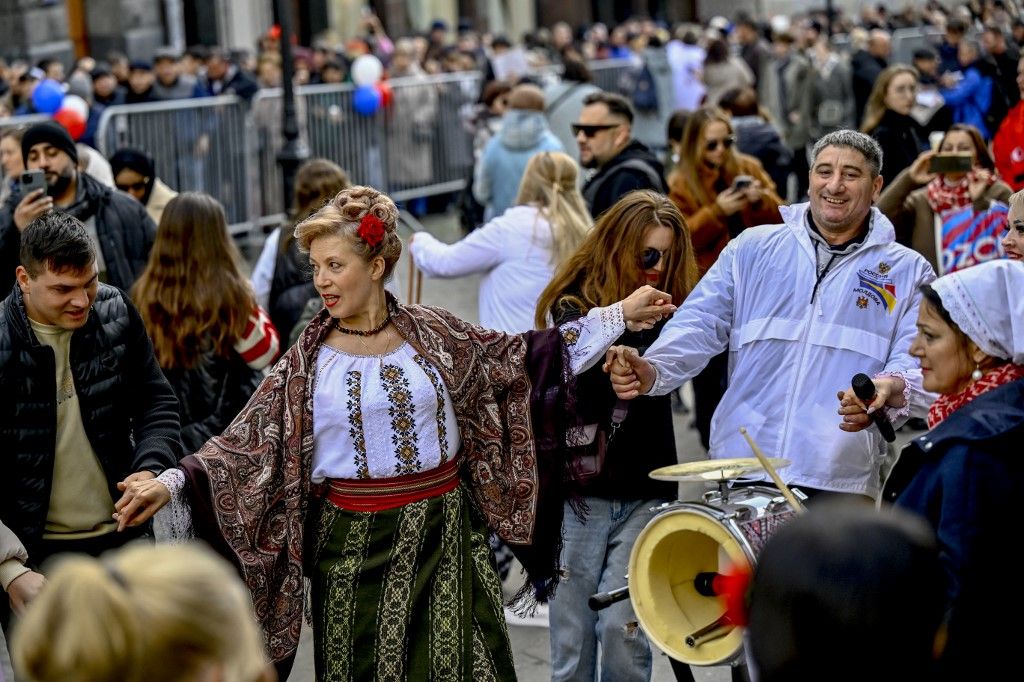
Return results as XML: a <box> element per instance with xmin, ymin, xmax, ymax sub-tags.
<box><xmin>234</xmin><ymin>305</ymin><xmax>280</xmax><ymax>370</ymax></box>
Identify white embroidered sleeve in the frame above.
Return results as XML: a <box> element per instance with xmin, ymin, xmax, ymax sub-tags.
<box><xmin>153</xmin><ymin>468</ymin><xmax>194</xmax><ymax>543</ymax></box>
<box><xmin>560</xmin><ymin>303</ymin><xmax>625</xmax><ymax>375</ymax></box>
<box><xmin>875</xmin><ymin>368</ymin><xmax>935</xmax><ymax>425</ymax></box>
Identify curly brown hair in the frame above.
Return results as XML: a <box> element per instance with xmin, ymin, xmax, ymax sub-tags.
<box><xmin>293</xmin><ymin>185</ymin><xmax>403</xmax><ymax>281</ymax></box>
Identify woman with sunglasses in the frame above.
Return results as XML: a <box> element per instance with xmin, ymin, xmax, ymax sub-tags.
<box><xmin>668</xmin><ymin>107</ymin><xmax>783</xmax><ymax>450</ymax></box>
<box><xmin>535</xmin><ymin>190</ymin><xmax>699</xmax><ymax>682</ymax></box>
<box><xmin>109</xmin><ymin>148</ymin><xmax>178</xmax><ymax>227</ymax></box>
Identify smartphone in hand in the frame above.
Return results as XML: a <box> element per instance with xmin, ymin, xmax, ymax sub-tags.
<box><xmin>732</xmin><ymin>174</ymin><xmax>754</xmax><ymax>190</ymax></box>
<box><xmin>19</xmin><ymin>169</ymin><xmax>47</xmax><ymax>196</ymax></box>
<box><xmin>927</xmin><ymin>154</ymin><xmax>973</xmax><ymax>174</ymax></box>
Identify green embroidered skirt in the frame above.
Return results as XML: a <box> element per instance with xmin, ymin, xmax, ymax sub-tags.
<box><xmin>310</xmin><ymin>485</ymin><xmax>516</xmax><ymax>681</ymax></box>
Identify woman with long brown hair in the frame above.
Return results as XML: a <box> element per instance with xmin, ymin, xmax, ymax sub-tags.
<box><xmin>251</xmin><ymin>158</ymin><xmax>350</xmax><ymax>339</ymax></box>
<box><xmin>536</xmin><ymin>190</ymin><xmax>699</xmax><ymax>682</ymax></box>
<box><xmin>132</xmin><ymin>192</ymin><xmax>279</xmax><ymax>451</ymax></box>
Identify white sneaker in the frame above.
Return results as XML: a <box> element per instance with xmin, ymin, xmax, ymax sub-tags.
<box><xmin>503</xmin><ymin>603</ymin><xmax>550</xmax><ymax>628</ymax></box>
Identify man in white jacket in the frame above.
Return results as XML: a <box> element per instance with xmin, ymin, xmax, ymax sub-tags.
<box><xmin>608</xmin><ymin>130</ymin><xmax>935</xmax><ymax>499</ymax></box>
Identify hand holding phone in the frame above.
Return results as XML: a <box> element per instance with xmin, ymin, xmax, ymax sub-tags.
<box><xmin>732</xmin><ymin>174</ymin><xmax>754</xmax><ymax>190</ymax></box>
<box><xmin>927</xmin><ymin>154</ymin><xmax>973</xmax><ymax>175</ymax></box>
<box><xmin>13</xmin><ymin>170</ymin><xmax>53</xmax><ymax>232</ymax></box>
<box><xmin>19</xmin><ymin>169</ymin><xmax>47</xmax><ymax>196</ymax></box>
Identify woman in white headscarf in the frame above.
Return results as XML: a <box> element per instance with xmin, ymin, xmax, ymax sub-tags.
<box><xmin>843</xmin><ymin>259</ymin><xmax>1024</xmax><ymax>681</ymax></box>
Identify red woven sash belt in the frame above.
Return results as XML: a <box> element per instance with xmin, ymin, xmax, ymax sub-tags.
<box><xmin>324</xmin><ymin>458</ymin><xmax>461</xmax><ymax>512</ymax></box>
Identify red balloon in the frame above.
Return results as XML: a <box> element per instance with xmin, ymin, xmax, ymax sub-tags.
<box><xmin>53</xmin><ymin>107</ymin><xmax>87</xmax><ymax>141</ymax></box>
<box><xmin>375</xmin><ymin>81</ymin><xmax>393</xmax><ymax>108</ymax></box>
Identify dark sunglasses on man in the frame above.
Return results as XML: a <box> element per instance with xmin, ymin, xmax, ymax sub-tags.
<box><xmin>572</xmin><ymin>123</ymin><xmax>621</xmax><ymax>138</ymax></box>
<box><xmin>705</xmin><ymin>136</ymin><xmax>736</xmax><ymax>152</ymax></box>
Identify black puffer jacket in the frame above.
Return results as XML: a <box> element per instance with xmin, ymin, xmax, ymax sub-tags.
<box><xmin>0</xmin><ymin>284</ymin><xmax>181</xmax><ymax>563</ymax></box>
<box><xmin>582</xmin><ymin>140</ymin><xmax>666</xmax><ymax>220</ymax></box>
<box><xmin>163</xmin><ymin>350</ymin><xmax>264</xmax><ymax>453</ymax></box>
<box><xmin>0</xmin><ymin>172</ymin><xmax>156</xmax><ymax>299</ymax></box>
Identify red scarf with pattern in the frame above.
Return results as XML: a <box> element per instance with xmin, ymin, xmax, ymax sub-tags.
<box><xmin>925</xmin><ymin>170</ymin><xmax>997</xmax><ymax>216</ymax></box>
<box><xmin>927</xmin><ymin>363</ymin><xmax>1024</xmax><ymax>428</ymax></box>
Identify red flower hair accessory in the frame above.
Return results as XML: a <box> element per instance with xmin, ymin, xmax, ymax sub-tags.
<box><xmin>358</xmin><ymin>214</ymin><xmax>386</xmax><ymax>248</ymax></box>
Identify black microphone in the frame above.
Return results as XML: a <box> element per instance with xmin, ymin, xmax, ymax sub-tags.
<box><xmin>851</xmin><ymin>373</ymin><xmax>896</xmax><ymax>443</ymax></box>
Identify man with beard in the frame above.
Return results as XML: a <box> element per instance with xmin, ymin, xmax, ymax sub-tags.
<box><xmin>0</xmin><ymin>121</ymin><xmax>156</xmax><ymax>299</ymax></box>
<box><xmin>576</xmin><ymin>92</ymin><xmax>665</xmax><ymax>219</ymax></box>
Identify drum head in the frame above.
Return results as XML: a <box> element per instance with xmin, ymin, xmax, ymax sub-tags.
<box><xmin>628</xmin><ymin>506</ymin><xmax>752</xmax><ymax>666</ymax></box>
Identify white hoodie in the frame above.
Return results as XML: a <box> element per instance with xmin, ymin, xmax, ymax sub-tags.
<box><xmin>646</xmin><ymin>203</ymin><xmax>935</xmax><ymax>497</ymax></box>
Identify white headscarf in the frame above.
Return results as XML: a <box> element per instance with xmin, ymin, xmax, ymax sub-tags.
<box><xmin>930</xmin><ymin>260</ymin><xmax>1024</xmax><ymax>364</ymax></box>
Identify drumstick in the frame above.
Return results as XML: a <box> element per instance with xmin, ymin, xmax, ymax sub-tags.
<box><xmin>739</xmin><ymin>427</ymin><xmax>806</xmax><ymax>514</ymax></box>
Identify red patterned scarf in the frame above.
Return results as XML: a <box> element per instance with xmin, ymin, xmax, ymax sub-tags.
<box><xmin>925</xmin><ymin>170</ymin><xmax>997</xmax><ymax>216</ymax></box>
<box><xmin>927</xmin><ymin>363</ymin><xmax>1024</xmax><ymax>428</ymax></box>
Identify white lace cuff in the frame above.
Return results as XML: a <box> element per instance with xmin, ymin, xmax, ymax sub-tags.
<box><xmin>561</xmin><ymin>302</ymin><xmax>626</xmax><ymax>375</ymax></box>
<box><xmin>874</xmin><ymin>370</ymin><xmax>912</xmax><ymax>424</ymax></box>
<box><xmin>153</xmin><ymin>468</ymin><xmax>195</xmax><ymax>543</ymax></box>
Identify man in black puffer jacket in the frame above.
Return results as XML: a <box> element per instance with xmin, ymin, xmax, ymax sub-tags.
<box><xmin>0</xmin><ymin>213</ymin><xmax>180</xmax><ymax>629</ymax></box>
<box><xmin>577</xmin><ymin>92</ymin><xmax>666</xmax><ymax>220</ymax></box>
<box><xmin>0</xmin><ymin>120</ymin><xmax>156</xmax><ymax>300</ymax></box>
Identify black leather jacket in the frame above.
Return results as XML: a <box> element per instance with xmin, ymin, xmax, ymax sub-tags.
<box><xmin>0</xmin><ymin>284</ymin><xmax>181</xmax><ymax>563</ymax></box>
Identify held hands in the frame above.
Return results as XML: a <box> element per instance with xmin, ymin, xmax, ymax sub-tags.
<box><xmin>13</xmin><ymin>189</ymin><xmax>53</xmax><ymax>232</ymax></box>
<box><xmin>112</xmin><ymin>470</ymin><xmax>171</xmax><ymax>532</ymax></box>
<box><xmin>908</xmin><ymin>150</ymin><xmax>938</xmax><ymax>186</ymax></box>
<box><xmin>8</xmin><ymin>570</ymin><xmax>46</xmax><ymax>615</ymax></box>
<box><xmin>620</xmin><ymin>285</ymin><xmax>677</xmax><ymax>332</ymax></box>
<box><xmin>603</xmin><ymin>345</ymin><xmax>655</xmax><ymax>399</ymax></box>
<box><xmin>836</xmin><ymin>375</ymin><xmax>907</xmax><ymax>433</ymax></box>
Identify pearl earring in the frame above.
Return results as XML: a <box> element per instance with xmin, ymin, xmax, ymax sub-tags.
<box><xmin>971</xmin><ymin>364</ymin><xmax>983</xmax><ymax>382</ymax></box>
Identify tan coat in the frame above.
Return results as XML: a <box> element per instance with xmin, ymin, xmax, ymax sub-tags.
<box><xmin>877</xmin><ymin>168</ymin><xmax>1012</xmax><ymax>273</ymax></box>
<box><xmin>668</xmin><ymin>153</ymin><xmax>784</xmax><ymax>274</ymax></box>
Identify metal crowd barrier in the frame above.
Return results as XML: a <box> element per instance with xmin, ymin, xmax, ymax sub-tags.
<box><xmin>0</xmin><ymin>114</ymin><xmax>50</xmax><ymax>134</ymax></box>
<box><xmin>86</xmin><ymin>59</ymin><xmax>637</xmax><ymax>237</ymax></box>
<box><xmin>95</xmin><ymin>96</ymin><xmax>252</xmax><ymax>231</ymax></box>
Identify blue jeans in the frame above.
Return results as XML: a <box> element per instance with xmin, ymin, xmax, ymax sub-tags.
<box><xmin>549</xmin><ymin>497</ymin><xmax>665</xmax><ymax>682</ymax></box>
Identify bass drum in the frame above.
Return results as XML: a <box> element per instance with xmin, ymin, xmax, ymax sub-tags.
<box><xmin>627</xmin><ymin>485</ymin><xmax>798</xmax><ymax>666</ymax></box>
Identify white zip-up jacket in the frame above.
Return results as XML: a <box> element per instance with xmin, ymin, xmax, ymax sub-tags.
<box><xmin>647</xmin><ymin>203</ymin><xmax>935</xmax><ymax>497</ymax></box>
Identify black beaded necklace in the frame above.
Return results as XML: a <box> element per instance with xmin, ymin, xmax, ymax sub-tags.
<box><xmin>333</xmin><ymin>314</ymin><xmax>391</xmax><ymax>336</ymax></box>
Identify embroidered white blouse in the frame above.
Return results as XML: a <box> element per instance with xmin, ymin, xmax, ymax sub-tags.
<box><xmin>154</xmin><ymin>303</ymin><xmax>624</xmax><ymax>539</ymax></box>
<box><xmin>309</xmin><ymin>303</ymin><xmax>625</xmax><ymax>481</ymax></box>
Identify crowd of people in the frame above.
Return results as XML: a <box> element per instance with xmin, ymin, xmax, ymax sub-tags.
<box><xmin>1</xmin><ymin>3</ymin><xmax>1023</xmax><ymax>682</ymax></box>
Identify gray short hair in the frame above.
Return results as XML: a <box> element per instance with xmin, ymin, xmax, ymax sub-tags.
<box><xmin>810</xmin><ymin>130</ymin><xmax>884</xmax><ymax>178</ymax></box>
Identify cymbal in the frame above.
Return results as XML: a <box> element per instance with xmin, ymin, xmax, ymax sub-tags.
<box><xmin>649</xmin><ymin>457</ymin><xmax>791</xmax><ymax>482</ymax></box>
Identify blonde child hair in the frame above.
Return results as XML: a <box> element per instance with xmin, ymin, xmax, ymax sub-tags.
<box><xmin>11</xmin><ymin>542</ymin><xmax>269</xmax><ymax>682</ymax></box>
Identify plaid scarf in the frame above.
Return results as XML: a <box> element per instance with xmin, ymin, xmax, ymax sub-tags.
<box><xmin>925</xmin><ymin>170</ymin><xmax>997</xmax><ymax>216</ymax></box>
<box><xmin>927</xmin><ymin>363</ymin><xmax>1024</xmax><ymax>428</ymax></box>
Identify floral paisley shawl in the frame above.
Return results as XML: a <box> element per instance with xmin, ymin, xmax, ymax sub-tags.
<box><xmin>186</xmin><ymin>296</ymin><xmax>577</xmax><ymax>661</ymax></box>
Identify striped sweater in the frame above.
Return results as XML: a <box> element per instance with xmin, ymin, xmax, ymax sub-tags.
<box><xmin>233</xmin><ymin>305</ymin><xmax>280</xmax><ymax>370</ymax></box>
